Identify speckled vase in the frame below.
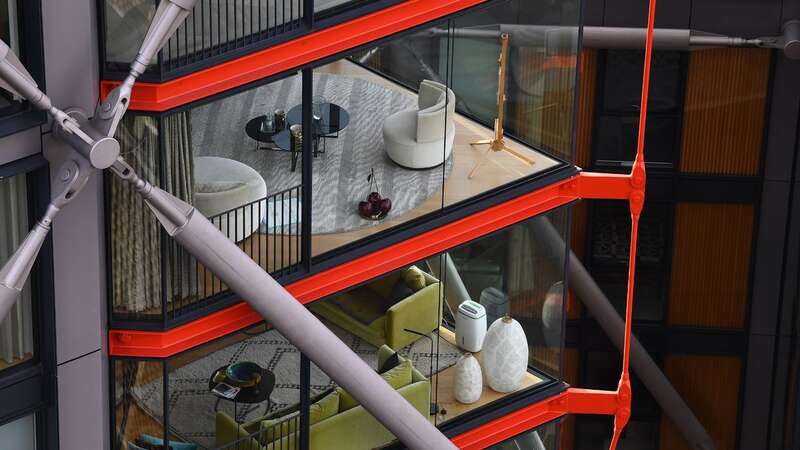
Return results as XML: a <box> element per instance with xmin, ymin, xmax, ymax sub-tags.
<box><xmin>483</xmin><ymin>315</ymin><xmax>528</xmax><ymax>393</ymax></box>
<box><xmin>454</xmin><ymin>353</ymin><xmax>482</xmax><ymax>404</ymax></box>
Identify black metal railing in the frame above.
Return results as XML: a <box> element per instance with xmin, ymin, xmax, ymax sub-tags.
<box><xmin>164</xmin><ymin>184</ymin><xmax>303</xmax><ymax>320</ymax></box>
<box><xmin>102</xmin><ymin>0</ymin><xmax>403</xmax><ymax>81</ymax></box>
<box><xmin>215</xmin><ymin>414</ymin><xmax>301</xmax><ymax>450</ymax></box>
<box><xmin>161</xmin><ymin>0</ymin><xmax>306</xmax><ymax>74</ymax></box>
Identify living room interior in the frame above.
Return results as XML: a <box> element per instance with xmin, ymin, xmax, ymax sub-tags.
<box><xmin>112</xmin><ymin>207</ymin><xmax>569</xmax><ymax>450</ymax></box>
<box><xmin>107</xmin><ymin>9</ymin><xmax>577</xmax><ymax>320</ymax></box>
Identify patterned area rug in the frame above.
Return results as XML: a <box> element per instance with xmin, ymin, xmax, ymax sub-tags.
<box><xmin>131</xmin><ymin>321</ymin><xmax>460</xmax><ymax>449</ymax></box>
<box><xmin>191</xmin><ymin>72</ymin><xmax>453</xmax><ymax>235</ymax></box>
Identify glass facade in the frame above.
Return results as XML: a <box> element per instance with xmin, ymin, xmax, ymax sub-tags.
<box><xmin>486</xmin><ymin>420</ymin><xmax>560</xmax><ymax>449</ymax></box>
<box><xmin>113</xmin><ymin>324</ymin><xmax>302</xmax><ymax>450</ymax></box>
<box><xmin>0</xmin><ymin>173</ymin><xmax>35</xmax><ymax>373</ymax></box>
<box><xmin>0</xmin><ymin>413</ymin><xmax>36</xmax><ymax>450</ymax></box>
<box><xmin>107</xmin><ymin>0</ymin><xmax>580</xmax><ymax>325</ymax></box>
<box><xmin>0</xmin><ymin>0</ymin><xmax>23</xmax><ymax>114</ymax></box>
<box><xmin>110</xmin><ymin>205</ymin><xmax>571</xmax><ymax>450</ymax></box>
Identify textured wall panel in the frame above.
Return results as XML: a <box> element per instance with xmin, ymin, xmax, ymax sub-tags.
<box><xmin>668</xmin><ymin>203</ymin><xmax>754</xmax><ymax>328</ymax></box>
<box><xmin>660</xmin><ymin>355</ymin><xmax>742</xmax><ymax>450</ymax></box>
<box><xmin>679</xmin><ymin>48</ymin><xmax>770</xmax><ymax>176</ymax></box>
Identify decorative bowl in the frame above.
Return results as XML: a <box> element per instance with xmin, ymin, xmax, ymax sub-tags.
<box><xmin>225</xmin><ymin>362</ymin><xmax>262</xmax><ymax>388</ymax></box>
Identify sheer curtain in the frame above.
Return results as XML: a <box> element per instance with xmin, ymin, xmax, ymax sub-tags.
<box><xmin>0</xmin><ymin>174</ymin><xmax>34</xmax><ymax>365</ymax></box>
<box><xmin>110</xmin><ymin>112</ymin><xmax>195</xmax><ymax>315</ymax></box>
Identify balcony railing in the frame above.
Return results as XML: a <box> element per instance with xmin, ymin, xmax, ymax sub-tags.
<box><xmin>101</xmin><ymin>0</ymin><xmax>403</xmax><ymax>82</ymax></box>
<box><xmin>164</xmin><ymin>185</ymin><xmax>303</xmax><ymax>321</ymax></box>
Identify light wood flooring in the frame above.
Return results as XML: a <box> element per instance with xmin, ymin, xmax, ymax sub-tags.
<box><xmin>308</xmin><ymin>60</ymin><xmax>559</xmax><ymax>256</ymax></box>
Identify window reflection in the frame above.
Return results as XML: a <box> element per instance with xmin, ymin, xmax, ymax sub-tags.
<box><xmin>0</xmin><ymin>173</ymin><xmax>35</xmax><ymax>373</ymax></box>
<box><xmin>307</xmin><ymin>206</ymin><xmax>569</xmax><ymax>448</ymax></box>
<box><xmin>486</xmin><ymin>419</ymin><xmax>560</xmax><ymax>449</ymax></box>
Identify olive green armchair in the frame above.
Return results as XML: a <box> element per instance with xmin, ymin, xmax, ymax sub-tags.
<box><xmin>310</xmin><ymin>266</ymin><xmax>442</xmax><ymax>350</ymax></box>
<box><xmin>215</xmin><ymin>346</ymin><xmax>430</xmax><ymax>450</ymax></box>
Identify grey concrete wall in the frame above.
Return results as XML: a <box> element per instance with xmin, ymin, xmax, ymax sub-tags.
<box><xmin>39</xmin><ymin>0</ymin><xmax>109</xmax><ymax>449</ymax></box>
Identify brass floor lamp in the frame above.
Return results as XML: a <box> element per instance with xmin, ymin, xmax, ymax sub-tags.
<box><xmin>469</xmin><ymin>33</ymin><xmax>536</xmax><ymax>179</ymax></box>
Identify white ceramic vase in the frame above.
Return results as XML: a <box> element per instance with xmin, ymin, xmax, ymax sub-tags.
<box><xmin>454</xmin><ymin>353</ymin><xmax>482</xmax><ymax>404</ymax></box>
<box><xmin>482</xmin><ymin>315</ymin><xmax>528</xmax><ymax>393</ymax></box>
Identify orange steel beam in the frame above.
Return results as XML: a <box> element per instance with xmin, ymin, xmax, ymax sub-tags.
<box><xmin>108</xmin><ymin>170</ymin><xmax>640</xmax><ymax>358</ymax></box>
<box><xmin>100</xmin><ymin>0</ymin><xmax>488</xmax><ymax>112</ymax></box>
<box><xmin>451</xmin><ymin>387</ymin><xmax>620</xmax><ymax>449</ymax></box>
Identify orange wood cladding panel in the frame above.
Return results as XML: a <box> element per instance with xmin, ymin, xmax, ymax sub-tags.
<box><xmin>566</xmin><ymin>49</ymin><xmax>596</xmax><ymax>321</ymax></box>
<box><xmin>575</xmin><ymin>49</ymin><xmax>597</xmax><ymax>169</ymax></box>
<box><xmin>660</xmin><ymin>355</ymin><xmax>742</xmax><ymax>450</ymax></box>
<box><xmin>679</xmin><ymin>48</ymin><xmax>770</xmax><ymax>176</ymax></box>
<box><xmin>667</xmin><ymin>203</ymin><xmax>754</xmax><ymax>328</ymax></box>
<box><xmin>559</xmin><ymin>349</ymin><xmax>580</xmax><ymax>450</ymax></box>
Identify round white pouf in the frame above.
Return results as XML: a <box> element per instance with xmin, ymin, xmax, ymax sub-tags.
<box><xmin>482</xmin><ymin>316</ymin><xmax>529</xmax><ymax>393</ymax></box>
<box><xmin>454</xmin><ymin>353</ymin><xmax>482</xmax><ymax>404</ymax></box>
<box><xmin>194</xmin><ymin>156</ymin><xmax>267</xmax><ymax>242</ymax></box>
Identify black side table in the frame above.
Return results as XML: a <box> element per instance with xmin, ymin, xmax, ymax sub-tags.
<box><xmin>209</xmin><ymin>364</ymin><xmax>276</xmax><ymax>422</ymax></box>
<box><xmin>245</xmin><ymin>116</ymin><xmax>281</xmax><ymax>150</ymax></box>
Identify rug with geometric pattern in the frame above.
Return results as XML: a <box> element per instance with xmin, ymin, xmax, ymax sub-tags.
<box><xmin>131</xmin><ymin>320</ymin><xmax>460</xmax><ymax>449</ymax></box>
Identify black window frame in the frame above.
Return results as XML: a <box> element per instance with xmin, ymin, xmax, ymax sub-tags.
<box><xmin>0</xmin><ymin>155</ymin><xmax>59</xmax><ymax>450</ymax></box>
<box><xmin>0</xmin><ymin>0</ymin><xmax>46</xmax><ymax>138</ymax></box>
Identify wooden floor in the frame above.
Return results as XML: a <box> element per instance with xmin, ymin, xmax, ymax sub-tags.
<box><xmin>307</xmin><ymin>60</ymin><xmax>559</xmax><ymax>256</ymax></box>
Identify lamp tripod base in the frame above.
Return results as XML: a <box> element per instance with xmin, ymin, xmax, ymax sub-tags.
<box><xmin>468</xmin><ymin>138</ymin><xmax>536</xmax><ymax>179</ymax></box>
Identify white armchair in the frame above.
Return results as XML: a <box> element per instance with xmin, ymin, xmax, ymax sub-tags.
<box><xmin>383</xmin><ymin>80</ymin><xmax>456</xmax><ymax>169</ymax></box>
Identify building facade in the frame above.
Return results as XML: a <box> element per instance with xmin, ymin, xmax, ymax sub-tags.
<box><xmin>0</xmin><ymin>0</ymin><xmax>797</xmax><ymax>449</ymax></box>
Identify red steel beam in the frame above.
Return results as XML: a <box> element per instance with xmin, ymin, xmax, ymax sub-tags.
<box><xmin>451</xmin><ymin>388</ymin><xmax>620</xmax><ymax>449</ymax></box>
<box><xmin>101</xmin><ymin>0</ymin><xmax>488</xmax><ymax>112</ymax></box>
<box><xmin>108</xmin><ymin>170</ymin><xmax>638</xmax><ymax>356</ymax></box>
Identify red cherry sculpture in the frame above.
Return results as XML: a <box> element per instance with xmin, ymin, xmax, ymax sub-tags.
<box><xmin>379</xmin><ymin>198</ymin><xmax>392</xmax><ymax>214</ymax></box>
<box><xmin>358</xmin><ymin>201</ymin><xmax>373</xmax><ymax>217</ymax></box>
<box><xmin>367</xmin><ymin>191</ymin><xmax>382</xmax><ymax>205</ymax></box>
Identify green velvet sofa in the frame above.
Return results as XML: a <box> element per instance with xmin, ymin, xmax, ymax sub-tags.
<box><xmin>310</xmin><ymin>266</ymin><xmax>442</xmax><ymax>350</ymax></box>
<box><xmin>215</xmin><ymin>346</ymin><xmax>430</xmax><ymax>450</ymax></box>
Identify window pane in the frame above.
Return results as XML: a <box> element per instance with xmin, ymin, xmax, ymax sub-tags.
<box><xmin>0</xmin><ymin>0</ymin><xmax>22</xmax><ymax>111</ymax></box>
<box><xmin>0</xmin><ymin>173</ymin><xmax>35</xmax><ymax>373</ymax></box>
<box><xmin>113</xmin><ymin>360</ymin><xmax>166</xmax><ymax>450</ymax></box>
<box><xmin>306</xmin><ymin>206</ymin><xmax>569</xmax><ymax>448</ymax></box>
<box><xmin>170</xmin><ymin>324</ymin><xmax>301</xmax><ymax>450</ymax></box>
<box><xmin>485</xmin><ymin>419</ymin><xmax>559</xmax><ymax>449</ymax></box>
<box><xmin>0</xmin><ymin>413</ymin><xmax>36</xmax><ymax>450</ymax></box>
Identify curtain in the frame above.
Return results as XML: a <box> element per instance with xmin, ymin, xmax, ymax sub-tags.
<box><xmin>0</xmin><ymin>174</ymin><xmax>34</xmax><ymax>364</ymax></box>
<box><xmin>111</xmin><ymin>115</ymin><xmax>162</xmax><ymax>314</ymax></box>
<box><xmin>110</xmin><ymin>112</ymin><xmax>195</xmax><ymax>315</ymax></box>
<box><xmin>162</xmin><ymin>112</ymin><xmax>196</xmax><ymax>310</ymax></box>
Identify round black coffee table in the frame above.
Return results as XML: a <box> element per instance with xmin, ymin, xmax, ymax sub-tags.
<box><xmin>286</xmin><ymin>102</ymin><xmax>350</xmax><ymax>136</ymax></box>
<box><xmin>209</xmin><ymin>364</ymin><xmax>275</xmax><ymax>420</ymax></box>
<box><xmin>245</xmin><ymin>116</ymin><xmax>281</xmax><ymax>150</ymax></box>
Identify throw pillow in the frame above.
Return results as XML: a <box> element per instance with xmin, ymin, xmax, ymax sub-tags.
<box><xmin>378</xmin><ymin>351</ymin><xmax>401</xmax><ymax>374</ymax></box>
<box><xmin>309</xmin><ymin>389</ymin><xmax>340</xmax><ymax>423</ymax></box>
<box><xmin>258</xmin><ymin>411</ymin><xmax>299</xmax><ymax>444</ymax></box>
<box><xmin>337</xmin><ymin>359</ymin><xmax>413</xmax><ymax>411</ymax></box>
<box><xmin>401</xmin><ymin>266</ymin><xmax>427</xmax><ymax>291</ymax></box>
<box><xmin>258</xmin><ymin>391</ymin><xmax>339</xmax><ymax>444</ymax></box>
